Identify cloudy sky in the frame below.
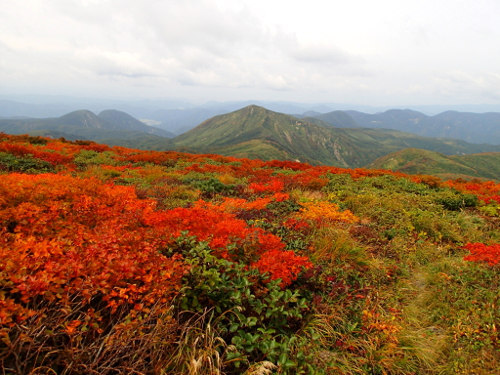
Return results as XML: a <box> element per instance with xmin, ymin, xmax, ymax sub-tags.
<box><xmin>1</xmin><ymin>0</ymin><xmax>499</xmax><ymax>106</ymax></box>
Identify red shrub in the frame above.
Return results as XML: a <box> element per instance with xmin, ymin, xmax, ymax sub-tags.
<box><xmin>463</xmin><ymin>243</ymin><xmax>500</xmax><ymax>266</ymax></box>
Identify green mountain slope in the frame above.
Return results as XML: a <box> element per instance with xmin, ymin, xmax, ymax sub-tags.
<box><xmin>172</xmin><ymin>105</ymin><xmax>351</xmax><ymax>165</ymax></box>
<box><xmin>171</xmin><ymin>105</ymin><xmax>500</xmax><ymax>168</ymax></box>
<box><xmin>367</xmin><ymin>148</ymin><xmax>500</xmax><ymax>180</ymax></box>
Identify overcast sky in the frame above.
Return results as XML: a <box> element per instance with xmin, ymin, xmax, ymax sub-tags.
<box><xmin>1</xmin><ymin>0</ymin><xmax>500</xmax><ymax>106</ymax></box>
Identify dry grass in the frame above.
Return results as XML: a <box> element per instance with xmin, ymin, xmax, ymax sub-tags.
<box><xmin>1</xmin><ymin>302</ymin><xmax>179</xmax><ymax>375</ymax></box>
<box><xmin>168</xmin><ymin>308</ymin><xmax>245</xmax><ymax>375</ymax></box>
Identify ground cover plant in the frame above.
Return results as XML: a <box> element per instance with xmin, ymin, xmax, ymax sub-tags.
<box><xmin>0</xmin><ymin>133</ymin><xmax>498</xmax><ymax>374</ymax></box>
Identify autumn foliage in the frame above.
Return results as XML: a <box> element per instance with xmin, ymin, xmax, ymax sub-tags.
<box><xmin>463</xmin><ymin>243</ymin><xmax>500</xmax><ymax>266</ymax></box>
<box><xmin>0</xmin><ymin>133</ymin><xmax>498</xmax><ymax>374</ymax></box>
<box><xmin>299</xmin><ymin>200</ymin><xmax>358</xmax><ymax>225</ymax></box>
<box><xmin>0</xmin><ymin>173</ymin><xmax>187</xmax><ymax>328</ymax></box>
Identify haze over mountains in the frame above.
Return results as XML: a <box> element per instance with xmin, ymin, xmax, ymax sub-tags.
<box><xmin>167</xmin><ymin>107</ymin><xmax>500</xmax><ymax>145</ymax></box>
<box><xmin>0</xmin><ymin>109</ymin><xmax>174</xmax><ymax>141</ymax></box>
<box><xmin>309</xmin><ymin>109</ymin><xmax>500</xmax><ymax>145</ymax></box>
<box><xmin>1</xmin><ymin>102</ymin><xmax>499</xmax><ymax>179</ymax></box>
<box><xmin>2</xmin><ymin>97</ymin><xmax>500</xmax><ymax>144</ymax></box>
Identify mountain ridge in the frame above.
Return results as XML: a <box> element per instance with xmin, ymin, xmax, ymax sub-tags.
<box><xmin>0</xmin><ymin>109</ymin><xmax>174</xmax><ymax>140</ymax></box>
<box><xmin>312</xmin><ymin>109</ymin><xmax>500</xmax><ymax>144</ymax></box>
<box><xmin>170</xmin><ymin>105</ymin><xmax>500</xmax><ymax>168</ymax></box>
<box><xmin>1</xmin><ymin>105</ymin><xmax>499</xmax><ymax>178</ymax></box>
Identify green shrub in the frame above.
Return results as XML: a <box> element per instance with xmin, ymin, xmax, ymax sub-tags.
<box><xmin>0</xmin><ymin>152</ymin><xmax>54</xmax><ymax>173</ymax></box>
<box><xmin>436</xmin><ymin>191</ymin><xmax>478</xmax><ymax>211</ymax></box>
<box><xmin>184</xmin><ymin>177</ymin><xmax>238</xmax><ymax>198</ymax></box>
<box><xmin>166</xmin><ymin>235</ymin><xmax>321</xmax><ymax>374</ymax></box>
<box><xmin>74</xmin><ymin>150</ymin><xmax>118</xmax><ymax>169</ymax></box>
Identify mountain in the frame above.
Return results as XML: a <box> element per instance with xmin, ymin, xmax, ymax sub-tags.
<box><xmin>0</xmin><ymin>109</ymin><xmax>174</xmax><ymax>141</ymax></box>
<box><xmin>97</xmin><ymin>109</ymin><xmax>174</xmax><ymax>136</ymax></box>
<box><xmin>425</xmin><ymin>111</ymin><xmax>500</xmax><ymax>143</ymax></box>
<box><xmin>313</xmin><ymin>109</ymin><xmax>500</xmax><ymax>144</ymax></box>
<box><xmin>146</xmin><ymin>102</ymin><xmax>336</xmax><ymax>135</ymax></box>
<box><xmin>2</xmin><ymin>105</ymin><xmax>499</xmax><ymax>173</ymax></box>
<box><xmin>3</xmin><ymin>96</ymin><xmax>500</xmax><ymax>144</ymax></box>
<box><xmin>367</xmin><ymin>148</ymin><xmax>500</xmax><ymax>180</ymax></box>
<box><xmin>305</xmin><ymin>110</ymin><xmax>360</xmax><ymax>128</ymax></box>
<box><xmin>172</xmin><ymin>105</ymin><xmax>344</xmax><ymax>165</ymax></box>
<box><xmin>346</xmin><ymin>109</ymin><xmax>429</xmax><ymax>130</ymax></box>
<box><xmin>171</xmin><ymin>105</ymin><xmax>500</xmax><ymax>168</ymax></box>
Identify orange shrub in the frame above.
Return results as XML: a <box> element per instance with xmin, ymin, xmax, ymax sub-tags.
<box><xmin>0</xmin><ymin>173</ymin><xmax>187</xmax><ymax>329</ymax></box>
<box><xmin>299</xmin><ymin>200</ymin><xmax>358</xmax><ymax>224</ymax></box>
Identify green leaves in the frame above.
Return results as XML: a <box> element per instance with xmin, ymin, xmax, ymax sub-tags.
<box><xmin>173</xmin><ymin>235</ymin><xmax>314</xmax><ymax>371</ymax></box>
<box><xmin>0</xmin><ymin>152</ymin><xmax>54</xmax><ymax>173</ymax></box>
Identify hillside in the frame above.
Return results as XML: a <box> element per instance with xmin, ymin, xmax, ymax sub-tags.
<box><xmin>368</xmin><ymin>148</ymin><xmax>500</xmax><ymax>180</ymax></box>
<box><xmin>172</xmin><ymin>105</ymin><xmax>354</xmax><ymax>166</ymax></box>
<box><xmin>171</xmin><ymin>105</ymin><xmax>500</xmax><ymax>168</ymax></box>
<box><xmin>0</xmin><ymin>109</ymin><xmax>174</xmax><ymax>141</ymax></box>
<box><xmin>313</xmin><ymin>109</ymin><xmax>500</xmax><ymax>144</ymax></box>
<box><xmin>0</xmin><ymin>132</ymin><xmax>498</xmax><ymax>374</ymax></box>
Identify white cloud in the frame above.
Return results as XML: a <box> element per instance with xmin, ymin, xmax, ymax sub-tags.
<box><xmin>0</xmin><ymin>0</ymin><xmax>499</xmax><ymax>105</ymax></box>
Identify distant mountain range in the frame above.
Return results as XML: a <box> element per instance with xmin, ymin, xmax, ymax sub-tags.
<box><xmin>306</xmin><ymin>109</ymin><xmax>500</xmax><ymax>145</ymax></box>
<box><xmin>2</xmin><ymin>98</ymin><xmax>500</xmax><ymax>144</ymax></box>
<box><xmin>170</xmin><ymin>105</ymin><xmax>500</xmax><ymax>169</ymax></box>
<box><xmin>0</xmin><ymin>109</ymin><xmax>175</xmax><ymax>141</ymax></box>
<box><xmin>1</xmin><ymin>105</ymin><xmax>499</xmax><ymax>179</ymax></box>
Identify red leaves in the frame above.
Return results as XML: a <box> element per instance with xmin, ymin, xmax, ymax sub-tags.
<box><xmin>143</xmin><ymin>199</ymin><xmax>290</xmax><ymax>263</ymax></box>
<box><xmin>445</xmin><ymin>180</ymin><xmax>500</xmax><ymax>204</ymax></box>
<box><xmin>248</xmin><ymin>178</ymin><xmax>284</xmax><ymax>193</ymax></box>
<box><xmin>251</xmin><ymin>249</ymin><xmax>313</xmax><ymax>287</ymax></box>
<box><xmin>0</xmin><ymin>141</ymin><xmax>73</xmax><ymax>166</ymax></box>
<box><xmin>0</xmin><ymin>134</ymin><xmax>318</xmax><ymax>326</ymax></box>
<box><xmin>463</xmin><ymin>243</ymin><xmax>500</xmax><ymax>266</ymax></box>
<box><xmin>0</xmin><ymin>173</ymin><xmax>188</xmax><ymax>327</ymax></box>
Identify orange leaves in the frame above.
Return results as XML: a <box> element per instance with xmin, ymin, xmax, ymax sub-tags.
<box><xmin>361</xmin><ymin>308</ymin><xmax>401</xmax><ymax>347</ymax></box>
<box><xmin>145</xmin><ymin>200</ymin><xmax>248</xmax><ymax>252</ymax></box>
<box><xmin>299</xmin><ymin>201</ymin><xmax>358</xmax><ymax>225</ymax></box>
<box><xmin>0</xmin><ymin>173</ymin><xmax>188</xmax><ymax>328</ymax></box>
<box><xmin>141</xmin><ymin>195</ymin><xmax>310</xmax><ymax>286</ymax></box>
<box><xmin>65</xmin><ymin>320</ymin><xmax>82</xmax><ymax>335</ymax></box>
<box><xmin>0</xmin><ymin>140</ymin><xmax>73</xmax><ymax>166</ymax></box>
<box><xmin>217</xmin><ymin>197</ymin><xmax>273</xmax><ymax>212</ymax></box>
<box><xmin>445</xmin><ymin>180</ymin><xmax>500</xmax><ymax>204</ymax></box>
<box><xmin>463</xmin><ymin>243</ymin><xmax>500</xmax><ymax>266</ymax></box>
<box><xmin>0</xmin><ymin>295</ymin><xmax>35</xmax><ymax>327</ymax></box>
<box><xmin>251</xmin><ymin>249</ymin><xmax>313</xmax><ymax>287</ymax></box>
<box><xmin>215</xmin><ymin>193</ymin><xmax>289</xmax><ymax>213</ymax></box>
<box><xmin>248</xmin><ymin>178</ymin><xmax>284</xmax><ymax>193</ymax></box>
<box><xmin>144</xmin><ymin>199</ymin><xmax>287</xmax><ymax>260</ymax></box>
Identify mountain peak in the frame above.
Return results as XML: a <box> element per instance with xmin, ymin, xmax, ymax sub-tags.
<box><xmin>98</xmin><ymin>109</ymin><xmax>145</xmax><ymax>127</ymax></box>
<box><xmin>57</xmin><ymin>110</ymin><xmax>101</xmax><ymax>128</ymax></box>
<box><xmin>239</xmin><ymin>104</ymin><xmax>272</xmax><ymax>115</ymax></box>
